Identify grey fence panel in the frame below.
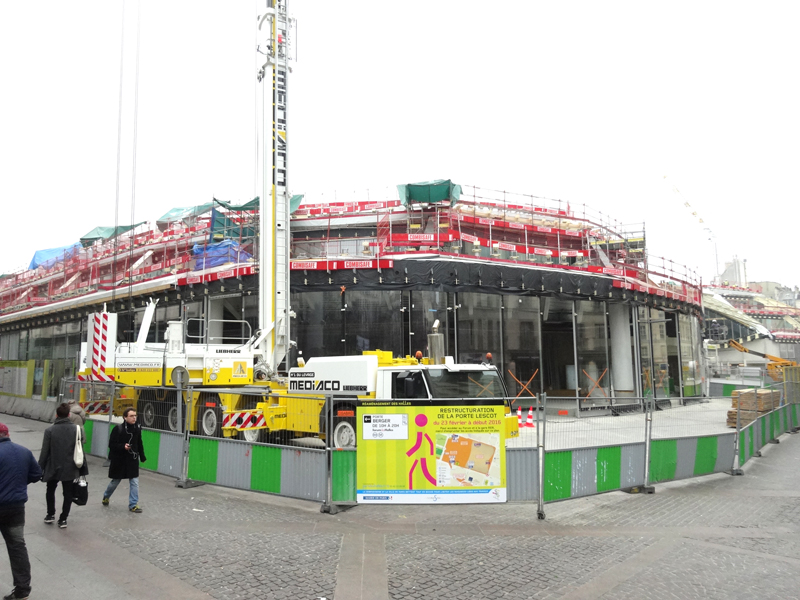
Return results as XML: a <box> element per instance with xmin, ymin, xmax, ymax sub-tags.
<box><xmin>279</xmin><ymin>446</ymin><xmax>327</xmax><ymax>502</ymax></box>
<box><xmin>571</xmin><ymin>448</ymin><xmax>598</xmax><ymax>498</ymax></box>
<box><xmin>714</xmin><ymin>433</ymin><xmax>735</xmax><ymax>473</ymax></box>
<box><xmin>215</xmin><ymin>438</ymin><xmax>253</xmax><ymax>490</ymax></box>
<box><xmin>90</xmin><ymin>419</ymin><xmax>110</xmax><ymax>458</ymax></box>
<box><xmin>156</xmin><ymin>431</ymin><xmax>184</xmax><ymax>478</ymax></box>
<box><xmin>507</xmin><ymin>447</ymin><xmax>539</xmax><ymax>502</ymax></box>
<box><xmin>741</xmin><ymin>421</ymin><xmax>756</xmax><ymax>464</ymax></box>
<box><xmin>620</xmin><ymin>443</ymin><xmax>646</xmax><ymax>489</ymax></box>
<box><xmin>675</xmin><ymin>437</ymin><xmax>699</xmax><ymax>480</ymax></box>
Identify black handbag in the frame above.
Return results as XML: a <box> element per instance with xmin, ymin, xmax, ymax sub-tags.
<box><xmin>72</xmin><ymin>476</ymin><xmax>88</xmax><ymax>506</ymax></box>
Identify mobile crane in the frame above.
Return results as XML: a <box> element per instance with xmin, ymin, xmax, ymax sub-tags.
<box><xmin>78</xmin><ymin>0</ymin><xmax>519</xmax><ymax>446</ymax></box>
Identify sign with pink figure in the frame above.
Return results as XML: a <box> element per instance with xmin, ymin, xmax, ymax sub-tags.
<box><xmin>356</xmin><ymin>400</ymin><xmax>507</xmax><ymax>504</ymax></box>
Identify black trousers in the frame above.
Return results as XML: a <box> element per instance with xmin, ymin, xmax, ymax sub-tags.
<box><xmin>0</xmin><ymin>505</ymin><xmax>31</xmax><ymax>596</ymax></box>
<box><xmin>45</xmin><ymin>479</ymin><xmax>75</xmax><ymax>520</ymax></box>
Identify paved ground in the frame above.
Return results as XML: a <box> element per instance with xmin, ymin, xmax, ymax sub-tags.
<box><xmin>511</xmin><ymin>397</ymin><xmax>737</xmax><ymax>449</ymax></box>
<box><xmin>2</xmin><ymin>413</ymin><xmax>799</xmax><ymax>600</ymax></box>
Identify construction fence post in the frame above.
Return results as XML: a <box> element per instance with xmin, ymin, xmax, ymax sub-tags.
<box><xmin>175</xmin><ymin>384</ymin><xmax>203</xmax><ymax>489</ymax></box>
<box><xmin>536</xmin><ymin>393</ymin><xmax>546</xmax><ymax>520</ymax></box>
<box><xmin>321</xmin><ymin>394</ymin><xmax>338</xmax><ymax>514</ymax></box>
<box><xmin>730</xmin><ymin>394</ymin><xmax>743</xmax><ymax>476</ymax></box>
<box><xmin>640</xmin><ymin>397</ymin><xmax>655</xmax><ymax>493</ymax></box>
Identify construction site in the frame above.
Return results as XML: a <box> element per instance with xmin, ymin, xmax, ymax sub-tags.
<box><xmin>0</xmin><ymin>182</ymin><xmax>707</xmax><ymax>410</ymax></box>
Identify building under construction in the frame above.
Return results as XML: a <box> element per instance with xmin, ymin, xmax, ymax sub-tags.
<box><xmin>0</xmin><ymin>180</ymin><xmax>707</xmax><ymax>408</ymax></box>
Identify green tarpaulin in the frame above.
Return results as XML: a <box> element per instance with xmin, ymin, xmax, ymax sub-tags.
<box><xmin>213</xmin><ymin>197</ymin><xmax>259</xmax><ymax>211</ymax></box>
<box><xmin>79</xmin><ymin>223</ymin><xmax>146</xmax><ymax>247</ymax></box>
<box><xmin>397</xmin><ymin>179</ymin><xmax>461</xmax><ymax>206</ymax></box>
<box><xmin>209</xmin><ymin>195</ymin><xmax>305</xmax><ymax>242</ymax></box>
<box><xmin>155</xmin><ymin>203</ymin><xmax>215</xmax><ymax>230</ymax></box>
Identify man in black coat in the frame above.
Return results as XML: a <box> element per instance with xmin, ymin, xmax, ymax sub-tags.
<box><xmin>38</xmin><ymin>403</ymin><xmax>85</xmax><ymax>529</ymax></box>
<box><xmin>102</xmin><ymin>407</ymin><xmax>146</xmax><ymax>513</ymax></box>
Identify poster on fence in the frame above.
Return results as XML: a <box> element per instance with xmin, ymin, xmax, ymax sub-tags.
<box><xmin>356</xmin><ymin>399</ymin><xmax>506</xmax><ymax>504</ymax></box>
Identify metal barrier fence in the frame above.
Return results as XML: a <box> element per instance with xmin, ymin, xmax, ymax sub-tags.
<box><xmin>502</xmin><ymin>390</ymin><xmax>795</xmax><ymax>518</ymax></box>
<box><xmin>46</xmin><ymin>379</ymin><xmax>800</xmax><ymax>517</ymax></box>
<box><xmin>72</xmin><ymin>382</ymin><xmax>330</xmax><ymax>503</ymax></box>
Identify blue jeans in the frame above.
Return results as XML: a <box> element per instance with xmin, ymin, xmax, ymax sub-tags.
<box><xmin>103</xmin><ymin>477</ymin><xmax>139</xmax><ymax>509</ymax></box>
<box><xmin>0</xmin><ymin>505</ymin><xmax>31</xmax><ymax>597</ymax></box>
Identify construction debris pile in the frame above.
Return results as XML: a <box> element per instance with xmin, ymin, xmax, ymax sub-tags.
<box><xmin>726</xmin><ymin>389</ymin><xmax>781</xmax><ymax>427</ymax></box>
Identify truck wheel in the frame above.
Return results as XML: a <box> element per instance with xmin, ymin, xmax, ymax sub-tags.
<box><xmin>332</xmin><ymin>419</ymin><xmax>357</xmax><ymax>448</ymax></box>
<box><xmin>242</xmin><ymin>428</ymin><xmax>266</xmax><ymax>443</ymax></box>
<box><xmin>198</xmin><ymin>406</ymin><xmax>222</xmax><ymax>437</ymax></box>
<box><xmin>141</xmin><ymin>400</ymin><xmax>158</xmax><ymax>429</ymax></box>
<box><xmin>167</xmin><ymin>406</ymin><xmax>179</xmax><ymax>432</ymax></box>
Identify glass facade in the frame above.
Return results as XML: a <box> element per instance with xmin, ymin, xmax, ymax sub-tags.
<box><xmin>409</xmin><ymin>291</ymin><xmax>452</xmax><ymax>358</ymax></box>
<box><xmin>502</xmin><ymin>296</ymin><xmax>541</xmax><ymax>400</ymax></box>
<box><xmin>541</xmin><ymin>298</ymin><xmax>575</xmax><ymax>395</ymax></box>
<box><xmin>679</xmin><ymin>313</ymin><xmax>697</xmax><ymax>396</ymax></box>
<box><xmin>638</xmin><ymin>307</ymin><xmax>670</xmax><ymax>399</ymax></box>
<box><xmin>0</xmin><ymin>289</ymin><xmax>705</xmax><ymax>400</ymax></box>
<box><xmin>456</xmin><ymin>293</ymin><xmax>501</xmax><ymax>365</ymax></box>
<box><xmin>576</xmin><ymin>300</ymin><xmax>610</xmax><ymax>399</ymax></box>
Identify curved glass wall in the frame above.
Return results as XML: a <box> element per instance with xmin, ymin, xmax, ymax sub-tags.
<box><xmin>502</xmin><ymin>296</ymin><xmax>541</xmax><ymax>401</ymax></box>
<box><xmin>576</xmin><ymin>300</ymin><xmax>610</xmax><ymax>400</ymax></box>
<box><xmin>679</xmin><ymin>313</ymin><xmax>698</xmax><ymax>397</ymax></box>
<box><xmin>0</xmin><ymin>287</ymin><xmax>705</xmax><ymax>401</ymax></box>
<box><xmin>410</xmin><ymin>291</ymin><xmax>453</xmax><ymax>357</ymax></box>
<box><xmin>456</xmin><ymin>293</ymin><xmax>501</xmax><ymax>365</ymax></box>
<box><xmin>638</xmin><ymin>307</ymin><xmax>670</xmax><ymax>399</ymax></box>
<box><xmin>293</xmin><ymin>291</ymin><xmax>403</xmax><ymax>360</ymax></box>
<box><xmin>541</xmin><ymin>298</ymin><xmax>576</xmax><ymax>396</ymax></box>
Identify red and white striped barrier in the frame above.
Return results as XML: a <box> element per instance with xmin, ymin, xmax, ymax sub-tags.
<box><xmin>80</xmin><ymin>402</ymin><xmax>110</xmax><ymax>415</ymax></box>
<box><xmin>90</xmin><ymin>313</ymin><xmax>114</xmax><ymax>382</ymax></box>
<box><xmin>222</xmin><ymin>411</ymin><xmax>267</xmax><ymax>430</ymax></box>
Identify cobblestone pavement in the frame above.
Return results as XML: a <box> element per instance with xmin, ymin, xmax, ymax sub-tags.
<box><xmin>2</xmin><ymin>413</ymin><xmax>799</xmax><ymax>600</ymax></box>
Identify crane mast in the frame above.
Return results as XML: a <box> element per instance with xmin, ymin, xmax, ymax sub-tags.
<box><xmin>256</xmin><ymin>0</ymin><xmax>293</xmax><ymax>378</ymax></box>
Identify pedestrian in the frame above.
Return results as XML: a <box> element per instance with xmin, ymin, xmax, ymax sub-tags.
<box><xmin>66</xmin><ymin>398</ymin><xmax>86</xmax><ymax>440</ymax></box>
<box><xmin>102</xmin><ymin>408</ymin><xmax>146</xmax><ymax>513</ymax></box>
<box><xmin>0</xmin><ymin>422</ymin><xmax>42</xmax><ymax>600</ymax></box>
<box><xmin>38</xmin><ymin>403</ymin><xmax>85</xmax><ymax>529</ymax></box>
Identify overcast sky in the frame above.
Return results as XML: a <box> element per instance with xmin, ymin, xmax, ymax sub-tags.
<box><xmin>2</xmin><ymin>1</ymin><xmax>798</xmax><ymax>290</ymax></box>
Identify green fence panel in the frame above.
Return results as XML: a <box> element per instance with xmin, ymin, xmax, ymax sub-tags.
<box><xmin>140</xmin><ymin>430</ymin><xmax>161</xmax><ymax>472</ymax></box>
<box><xmin>749</xmin><ymin>426</ymin><xmax>754</xmax><ymax>457</ymax></box>
<box><xmin>83</xmin><ymin>419</ymin><xmax>94</xmax><ymax>456</ymax></box>
<box><xmin>739</xmin><ymin>429</ymin><xmax>747</xmax><ymax>464</ymax></box>
<box><xmin>793</xmin><ymin>405</ymin><xmax>798</xmax><ymax>428</ymax></box>
<box><xmin>544</xmin><ymin>451</ymin><xmax>572</xmax><ymax>502</ymax></box>
<box><xmin>188</xmin><ymin>437</ymin><xmax>219</xmax><ymax>483</ymax></box>
<box><xmin>722</xmin><ymin>384</ymin><xmax>738</xmax><ymax>397</ymax></box>
<box><xmin>760</xmin><ymin>416</ymin><xmax>767</xmax><ymax>446</ymax></box>
<box><xmin>332</xmin><ymin>450</ymin><xmax>357</xmax><ymax>502</ymax></box>
<box><xmin>649</xmin><ymin>439</ymin><xmax>678</xmax><ymax>483</ymax></box>
<box><xmin>596</xmin><ymin>446</ymin><xmax>622</xmax><ymax>492</ymax></box>
<box><xmin>694</xmin><ymin>436</ymin><xmax>718</xmax><ymax>476</ymax></box>
<box><xmin>250</xmin><ymin>445</ymin><xmax>282</xmax><ymax>494</ymax></box>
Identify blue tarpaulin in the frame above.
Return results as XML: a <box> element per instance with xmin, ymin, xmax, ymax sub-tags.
<box><xmin>29</xmin><ymin>243</ymin><xmax>82</xmax><ymax>270</ymax></box>
<box><xmin>192</xmin><ymin>240</ymin><xmax>252</xmax><ymax>271</ymax></box>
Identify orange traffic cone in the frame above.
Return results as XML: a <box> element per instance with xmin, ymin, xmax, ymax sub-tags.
<box><xmin>517</xmin><ymin>406</ymin><xmax>522</xmax><ymax>428</ymax></box>
<box><xmin>526</xmin><ymin>406</ymin><xmax>535</xmax><ymax>428</ymax></box>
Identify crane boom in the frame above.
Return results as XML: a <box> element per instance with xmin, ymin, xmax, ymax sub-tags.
<box><xmin>727</xmin><ymin>339</ymin><xmax>797</xmax><ymax>380</ymax></box>
<box><xmin>256</xmin><ymin>0</ymin><xmax>294</xmax><ymax>378</ymax></box>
